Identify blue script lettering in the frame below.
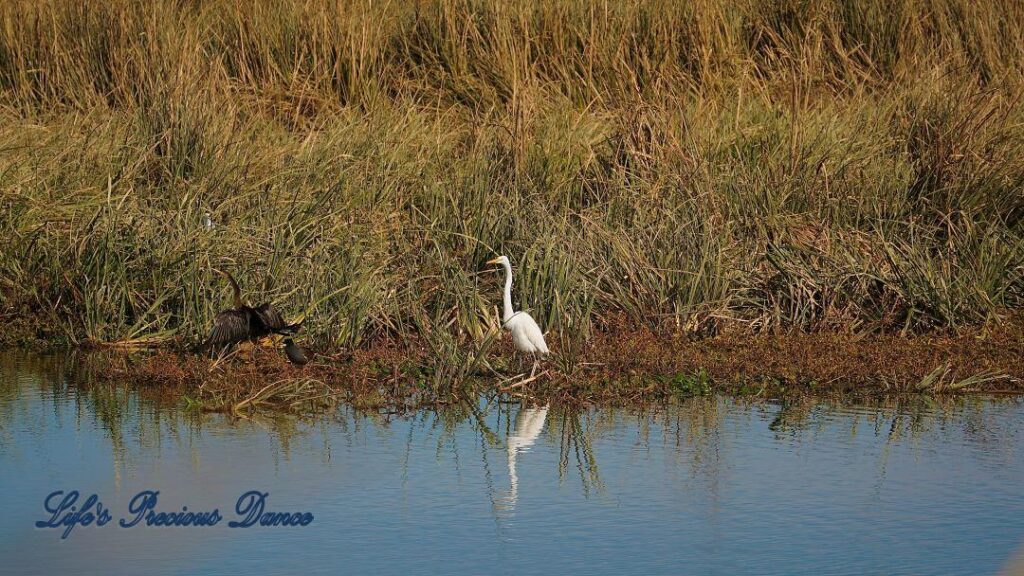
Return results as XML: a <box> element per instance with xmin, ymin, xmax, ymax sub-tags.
<box><xmin>120</xmin><ymin>490</ymin><xmax>222</xmax><ymax>528</ymax></box>
<box><xmin>229</xmin><ymin>491</ymin><xmax>314</xmax><ymax>528</ymax></box>
<box><xmin>37</xmin><ymin>489</ymin><xmax>310</xmax><ymax>536</ymax></box>
<box><xmin>35</xmin><ymin>490</ymin><xmax>111</xmax><ymax>539</ymax></box>
<box><xmin>120</xmin><ymin>490</ymin><xmax>159</xmax><ymax>528</ymax></box>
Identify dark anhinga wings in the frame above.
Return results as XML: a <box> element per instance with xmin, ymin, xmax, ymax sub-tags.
<box><xmin>253</xmin><ymin>303</ymin><xmax>300</xmax><ymax>335</ymax></box>
<box><xmin>206</xmin><ymin>308</ymin><xmax>254</xmax><ymax>352</ymax></box>
<box><xmin>205</xmin><ymin>271</ymin><xmax>305</xmax><ymax>364</ymax></box>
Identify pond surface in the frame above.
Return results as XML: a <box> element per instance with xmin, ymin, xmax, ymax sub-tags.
<box><xmin>1</xmin><ymin>354</ymin><xmax>1023</xmax><ymax>575</ymax></box>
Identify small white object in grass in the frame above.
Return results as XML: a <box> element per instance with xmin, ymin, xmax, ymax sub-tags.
<box><xmin>201</xmin><ymin>211</ymin><xmax>215</xmax><ymax>230</ymax></box>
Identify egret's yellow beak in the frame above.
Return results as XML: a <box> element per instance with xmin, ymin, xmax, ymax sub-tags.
<box><xmin>485</xmin><ymin>257</ymin><xmax>502</xmax><ymax>265</ymax></box>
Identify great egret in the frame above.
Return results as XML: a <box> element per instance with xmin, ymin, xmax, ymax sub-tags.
<box><xmin>205</xmin><ymin>270</ymin><xmax>306</xmax><ymax>364</ymax></box>
<box><xmin>486</xmin><ymin>255</ymin><xmax>549</xmax><ymax>376</ymax></box>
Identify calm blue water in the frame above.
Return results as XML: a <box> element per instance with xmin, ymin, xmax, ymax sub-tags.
<box><xmin>1</xmin><ymin>354</ymin><xmax>1023</xmax><ymax>575</ymax></box>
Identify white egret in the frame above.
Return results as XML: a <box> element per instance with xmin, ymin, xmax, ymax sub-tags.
<box><xmin>486</xmin><ymin>256</ymin><xmax>549</xmax><ymax>376</ymax></box>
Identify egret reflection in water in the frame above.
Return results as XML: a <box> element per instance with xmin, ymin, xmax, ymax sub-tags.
<box><xmin>502</xmin><ymin>404</ymin><xmax>549</xmax><ymax>509</ymax></box>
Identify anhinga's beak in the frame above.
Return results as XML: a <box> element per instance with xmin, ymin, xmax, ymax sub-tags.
<box><xmin>485</xmin><ymin>257</ymin><xmax>502</xmax><ymax>265</ymax></box>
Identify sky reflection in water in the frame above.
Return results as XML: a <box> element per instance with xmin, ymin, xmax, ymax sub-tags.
<box><xmin>1</xmin><ymin>354</ymin><xmax>1023</xmax><ymax>576</ymax></box>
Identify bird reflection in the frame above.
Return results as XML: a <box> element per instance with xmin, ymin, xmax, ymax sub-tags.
<box><xmin>502</xmin><ymin>404</ymin><xmax>549</xmax><ymax>510</ymax></box>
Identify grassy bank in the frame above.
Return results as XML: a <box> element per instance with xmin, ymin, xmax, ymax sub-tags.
<box><xmin>87</xmin><ymin>315</ymin><xmax>1024</xmax><ymax>412</ymax></box>
<box><xmin>2</xmin><ymin>0</ymin><xmax>1023</xmax><ymax>396</ymax></box>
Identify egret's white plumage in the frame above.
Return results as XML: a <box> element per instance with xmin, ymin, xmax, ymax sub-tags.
<box><xmin>487</xmin><ymin>256</ymin><xmax>549</xmax><ymax>375</ymax></box>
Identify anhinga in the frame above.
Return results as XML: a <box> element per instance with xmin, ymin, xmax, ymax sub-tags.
<box><xmin>205</xmin><ymin>270</ymin><xmax>307</xmax><ymax>364</ymax></box>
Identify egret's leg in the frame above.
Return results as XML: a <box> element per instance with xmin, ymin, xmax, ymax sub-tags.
<box><xmin>530</xmin><ymin>355</ymin><xmax>538</xmax><ymax>378</ymax></box>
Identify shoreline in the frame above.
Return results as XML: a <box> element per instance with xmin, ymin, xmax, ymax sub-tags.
<box><xmin>65</xmin><ymin>319</ymin><xmax>1024</xmax><ymax>413</ymax></box>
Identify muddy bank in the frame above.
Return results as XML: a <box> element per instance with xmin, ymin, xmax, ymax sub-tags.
<box><xmin>76</xmin><ymin>318</ymin><xmax>1024</xmax><ymax>412</ymax></box>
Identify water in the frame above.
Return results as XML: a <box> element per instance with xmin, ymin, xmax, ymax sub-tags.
<box><xmin>2</xmin><ymin>354</ymin><xmax>1023</xmax><ymax>575</ymax></box>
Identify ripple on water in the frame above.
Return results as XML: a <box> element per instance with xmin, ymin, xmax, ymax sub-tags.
<box><xmin>0</xmin><ymin>355</ymin><xmax>1022</xmax><ymax>576</ymax></box>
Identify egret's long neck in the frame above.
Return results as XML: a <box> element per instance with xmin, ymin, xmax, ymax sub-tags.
<box><xmin>501</xmin><ymin>261</ymin><xmax>515</xmax><ymax>322</ymax></box>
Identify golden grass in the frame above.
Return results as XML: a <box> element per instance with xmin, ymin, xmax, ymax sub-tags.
<box><xmin>0</xmin><ymin>0</ymin><xmax>1022</xmax><ymax>394</ymax></box>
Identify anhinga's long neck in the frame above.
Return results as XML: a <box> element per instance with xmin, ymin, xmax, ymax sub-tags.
<box><xmin>225</xmin><ymin>272</ymin><xmax>244</xmax><ymax>308</ymax></box>
<box><xmin>501</xmin><ymin>261</ymin><xmax>515</xmax><ymax>323</ymax></box>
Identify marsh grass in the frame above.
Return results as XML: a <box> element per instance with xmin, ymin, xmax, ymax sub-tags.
<box><xmin>1</xmin><ymin>0</ymin><xmax>1024</xmax><ymax>388</ymax></box>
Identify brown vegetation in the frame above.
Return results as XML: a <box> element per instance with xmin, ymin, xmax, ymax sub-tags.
<box><xmin>85</xmin><ymin>314</ymin><xmax>1024</xmax><ymax>412</ymax></box>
